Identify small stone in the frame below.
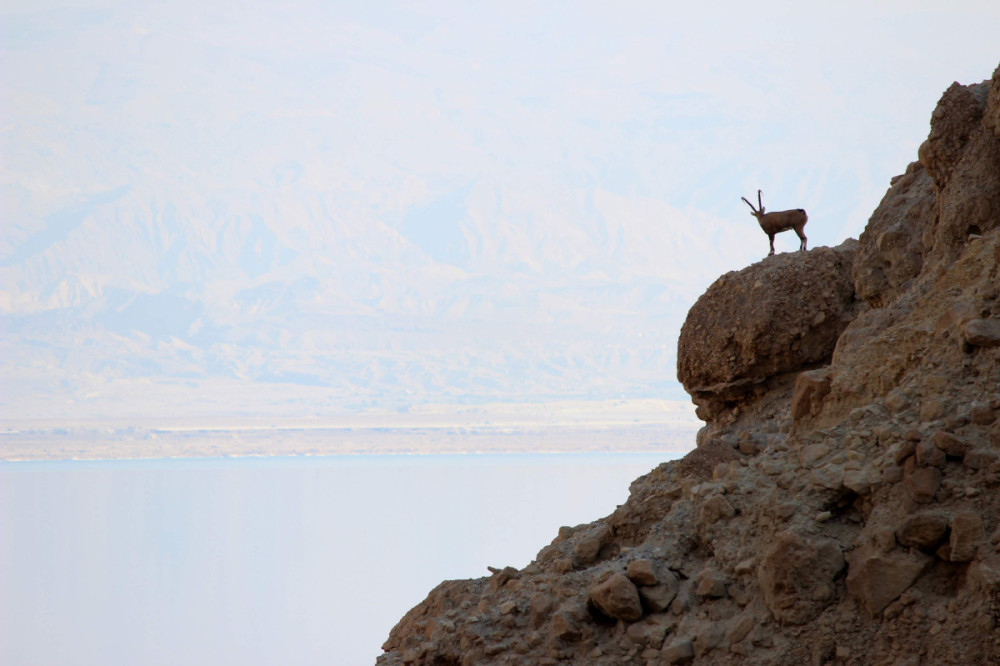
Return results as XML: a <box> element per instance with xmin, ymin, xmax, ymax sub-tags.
<box><xmin>627</xmin><ymin>559</ymin><xmax>660</xmax><ymax>586</ymax></box>
<box><xmin>574</xmin><ymin>535</ymin><xmax>604</xmax><ymax>565</ymax></box>
<box><xmin>885</xmin><ymin>390</ymin><xmax>908</xmax><ymax>413</ymax></box>
<box><xmin>904</xmin><ymin>466</ymin><xmax>941</xmax><ymax>503</ymax></box>
<box><xmin>964</xmin><ymin>449</ymin><xmax>1000</xmax><ymax>470</ymax></box>
<box><xmin>903</xmin><ymin>429</ymin><xmax>923</xmax><ymax>442</ymax></box>
<box><xmin>949</xmin><ymin>511</ymin><xmax>985</xmax><ymax>562</ymax></box>
<box><xmin>916</xmin><ymin>440</ymin><xmax>947</xmax><ymax>468</ymax></box>
<box><xmin>590</xmin><ymin>573</ymin><xmax>643</xmax><ymax>622</ymax></box>
<box><xmin>920</xmin><ymin>398</ymin><xmax>946</xmax><ymax>422</ymax></box>
<box><xmin>895</xmin><ymin>512</ymin><xmax>949</xmax><ymax>549</ymax></box>
<box><xmin>695</xmin><ymin>568</ymin><xmax>727</xmax><ymax>598</ymax></box>
<box><xmin>970</xmin><ymin>404</ymin><xmax>997</xmax><ymax>425</ymax></box>
<box><xmin>846</xmin><ymin>544</ymin><xmax>931</xmax><ymax>616</ymax></box>
<box><xmin>893</xmin><ymin>440</ymin><xmax>917</xmax><ymax>464</ymax></box>
<box><xmin>639</xmin><ymin>578</ymin><xmax>680</xmax><ymax>613</ymax></box>
<box><xmin>700</xmin><ymin>495</ymin><xmax>736</xmax><ymax>524</ymax></box>
<box><xmin>662</xmin><ymin>638</ymin><xmax>695</xmax><ymax>664</ymax></box>
<box><xmin>791</xmin><ymin>368</ymin><xmax>833</xmax><ymax>420</ymax></box>
<box><xmin>932</xmin><ymin>431</ymin><xmax>971</xmax><ymax>458</ymax></box>
<box><xmin>693</xmin><ymin>624</ymin><xmax>725</xmax><ymax>657</ymax></box>
<box><xmin>962</xmin><ymin>318</ymin><xmax>1000</xmax><ymax>347</ymax></box>
<box><xmin>726</xmin><ymin>614</ymin><xmax>755</xmax><ymax>645</ymax></box>
<box><xmin>812</xmin><ymin>465</ymin><xmax>843</xmax><ymax>490</ymax></box>
<box><xmin>800</xmin><ymin>443</ymin><xmax>831</xmax><ymax>466</ymax></box>
<box><xmin>499</xmin><ymin>600</ymin><xmax>517</xmax><ymax>615</ymax></box>
<box><xmin>844</xmin><ymin>468</ymin><xmax>880</xmax><ymax>495</ymax></box>
<box><xmin>758</xmin><ymin>532</ymin><xmax>844</xmax><ymax>624</ymax></box>
<box><xmin>775</xmin><ymin>503</ymin><xmax>797</xmax><ymax>520</ymax></box>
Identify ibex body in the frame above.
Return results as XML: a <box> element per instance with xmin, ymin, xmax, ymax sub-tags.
<box><xmin>741</xmin><ymin>189</ymin><xmax>808</xmax><ymax>256</ymax></box>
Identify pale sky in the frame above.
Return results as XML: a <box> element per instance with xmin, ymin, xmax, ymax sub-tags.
<box><xmin>1</xmin><ymin>1</ymin><xmax>998</xmax><ymax>421</ymax></box>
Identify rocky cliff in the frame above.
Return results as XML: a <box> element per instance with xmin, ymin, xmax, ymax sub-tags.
<box><xmin>377</xmin><ymin>64</ymin><xmax>1000</xmax><ymax>666</ymax></box>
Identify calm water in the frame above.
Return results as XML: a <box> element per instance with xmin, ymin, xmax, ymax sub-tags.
<box><xmin>0</xmin><ymin>452</ymin><xmax>682</xmax><ymax>666</ymax></box>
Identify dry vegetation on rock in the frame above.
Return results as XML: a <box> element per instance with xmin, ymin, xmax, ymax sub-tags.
<box><xmin>377</xmin><ymin>64</ymin><xmax>1000</xmax><ymax>666</ymax></box>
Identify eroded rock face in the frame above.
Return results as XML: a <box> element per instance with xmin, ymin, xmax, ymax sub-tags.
<box><xmin>852</xmin><ymin>161</ymin><xmax>937</xmax><ymax>309</ymax></box>
<box><xmin>379</xmin><ymin>65</ymin><xmax>1000</xmax><ymax>666</ymax></box>
<box><xmin>677</xmin><ymin>242</ymin><xmax>859</xmax><ymax>420</ymax></box>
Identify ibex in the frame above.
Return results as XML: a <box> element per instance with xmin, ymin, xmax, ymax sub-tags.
<box><xmin>741</xmin><ymin>189</ymin><xmax>808</xmax><ymax>256</ymax></box>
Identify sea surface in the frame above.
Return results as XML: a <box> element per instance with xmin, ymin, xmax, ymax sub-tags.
<box><xmin>0</xmin><ymin>451</ymin><xmax>684</xmax><ymax>666</ymax></box>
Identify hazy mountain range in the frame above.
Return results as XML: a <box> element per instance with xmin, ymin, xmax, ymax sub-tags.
<box><xmin>2</xmin><ymin>1</ymin><xmax>998</xmax><ymax>423</ymax></box>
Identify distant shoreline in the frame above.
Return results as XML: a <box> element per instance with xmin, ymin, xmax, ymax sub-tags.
<box><xmin>0</xmin><ymin>422</ymin><xmax>699</xmax><ymax>462</ymax></box>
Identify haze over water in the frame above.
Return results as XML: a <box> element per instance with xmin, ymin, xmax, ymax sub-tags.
<box><xmin>0</xmin><ymin>452</ymin><xmax>681</xmax><ymax>666</ymax></box>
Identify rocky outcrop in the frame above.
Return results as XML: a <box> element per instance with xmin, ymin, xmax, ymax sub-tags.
<box><xmin>677</xmin><ymin>243</ymin><xmax>859</xmax><ymax>425</ymax></box>
<box><xmin>378</xmin><ymin>64</ymin><xmax>1000</xmax><ymax>666</ymax></box>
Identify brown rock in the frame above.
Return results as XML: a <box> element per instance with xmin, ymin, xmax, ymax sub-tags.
<box><xmin>638</xmin><ymin>577</ymin><xmax>679</xmax><ymax>613</ymax></box>
<box><xmin>965</xmin><ymin>448</ymin><xmax>1000</xmax><ymax>470</ymax></box>
<box><xmin>758</xmin><ymin>532</ymin><xmax>844</xmax><ymax>625</ymax></box>
<box><xmin>626</xmin><ymin>559</ymin><xmax>659</xmax><ymax>586</ymax></box>
<box><xmin>695</xmin><ymin>568</ymin><xmax>728</xmax><ymax>598</ymax></box>
<box><xmin>843</xmin><ymin>467</ymin><xmax>881</xmax><ymax>495</ymax></box>
<box><xmin>852</xmin><ymin>160</ymin><xmax>937</xmax><ymax>308</ymax></box>
<box><xmin>700</xmin><ymin>494</ymin><xmax>736</xmax><ymax>524</ymax></box>
<box><xmin>662</xmin><ymin>638</ymin><xmax>695</xmax><ymax>664</ymax></box>
<box><xmin>589</xmin><ymin>572</ymin><xmax>643</xmax><ymax>622</ymax></box>
<box><xmin>726</xmin><ymin>614</ymin><xmax>756</xmax><ymax>646</ymax></box>
<box><xmin>625</xmin><ymin>616</ymin><xmax>670</xmax><ymax>649</ymax></box>
<box><xmin>949</xmin><ymin>511</ymin><xmax>985</xmax><ymax>562</ymax></box>
<box><xmin>677</xmin><ymin>243</ymin><xmax>859</xmax><ymax>413</ymax></box>
<box><xmin>920</xmin><ymin>398</ymin><xmax>946</xmax><ymax>422</ymax></box>
<box><xmin>963</xmin><ymin>318</ymin><xmax>1000</xmax><ymax>347</ymax></box>
<box><xmin>904</xmin><ymin>466</ymin><xmax>941</xmax><ymax>503</ymax></box>
<box><xmin>846</xmin><ymin>544</ymin><xmax>932</xmax><ymax>616</ymax></box>
<box><xmin>893</xmin><ymin>440</ymin><xmax>917</xmax><ymax>464</ymax></box>
<box><xmin>932</xmin><ymin>430</ymin><xmax>972</xmax><ymax>458</ymax></box>
<box><xmin>791</xmin><ymin>367</ymin><xmax>833</xmax><ymax>420</ymax></box>
<box><xmin>916</xmin><ymin>439</ymin><xmax>947</xmax><ymax>468</ymax></box>
<box><xmin>573</xmin><ymin>532</ymin><xmax>605</xmax><ymax>566</ymax></box>
<box><xmin>970</xmin><ymin>403</ymin><xmax>997</xmax><ymax>425</ymax></box>
<box><xmin>896</xmin><ymin>512</ymin><xmax>950</xmax><ymax>549</ymax></box>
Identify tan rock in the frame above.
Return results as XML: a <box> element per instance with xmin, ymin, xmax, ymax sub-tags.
<box><xmin>639</xmin><ymin>578</ymin><xmax>679</xmax><ymax>613</ymax></box>
<box><xmin>700</xmin><ymin>494</ymin><xmax>736</xmax><ymax>524</ymax></box>
<box><xmin>965</xmin><ymin>449</ymin><xmax>1000</xmax><ymax>470</ymax></box>
<box><xmin>758</xmin><ymin>532</ymin><xmax>844</xmax><ymax>624</ymax></box>
<box><xmin>916</xmin><ymin>439</ymin><xmax>947</xmax><ymax>468</ymax></box>
<box><xmin>695</xmin><ymin>568</ymin><xmax>728</xmax><ymax>598</ymax></box>
<box><xmin>949</xmin><ymin>511</ymin><xmax>985</xmax><ymax>562</ymax></box>
<box><xmin>677</xmin><ymin>244</ymin><xmax>858</xmax><ymax>412</ymax></box>
<box><xmin>932</xmin><ymin>430</ymin><xmax>972</xmax><ymax>458</ymax></box>
<box><xmin>846</xmin><ymin>544</ymin><xmax>931</xmax><ymax>616</ymax></box>
<box><xmin>895</xmin><ymin>512</ymin><xmax>950</xmax><ymax>549</ymax></box>
<box><xmin>626</xmin><ymin>559</ymin><xmax>659</xmax><ymax>586</ymax></box>
<box><xmin>791</xmin><ymin>367</ymin><xmax>833</xmax><ymax>420</ymax></box>
<box><xmin>662</xmin><ymin>638</ymin><xmax>695</xmax><ymax>664</ymax></box>
<box><xmin>904</xmin><ymin>465</ymin><xmax>941</xmax><ymax>503</ymax></box>
<box><xmin>589</xmin><ymin>572</ymin><xmax>643</xmax><ymax>622</ymax></box>
<box><xmin>963</xmin><ymin>318</ymin><xmax>1000</xmax><ymax>347</ymax></box>
<box><xmin>726</xmin><ymin>614</ymin><xmax>756</xmax><ymax>645</ymax></box>
<box><xmin>920</xmin><ymin>398</ymin><xmax>946</xmax><ymax>422</ymax></box>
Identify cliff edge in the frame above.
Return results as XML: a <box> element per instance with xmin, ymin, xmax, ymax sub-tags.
<box><xmin>377</xmin><ymin>64</ymin><xmax>1000</xmax><ymax>666</ymax></box>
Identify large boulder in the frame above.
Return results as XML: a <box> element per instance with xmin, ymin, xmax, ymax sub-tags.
<box><xmin>677</xmin><ymin>242</ymin><xmax>859</xmax><ymax>419</ymax></box>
